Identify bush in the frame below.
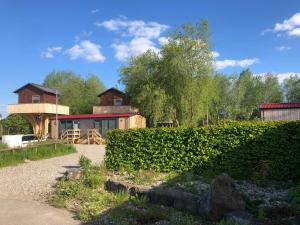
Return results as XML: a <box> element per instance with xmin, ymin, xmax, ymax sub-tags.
<box><xmin>105</xmin><ymin>121</ymin><xmax>300</xmax><ymax>181</ymax></box>
<box><xmin>79</xmin><ymin>155</ymin><xmax>92</xmax><ymax>169</ymax></box>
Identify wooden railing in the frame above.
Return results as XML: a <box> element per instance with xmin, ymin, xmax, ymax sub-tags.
<box><xmin>60</xmin><ymin>129</ymin><xmax>81</xmax><ymax>144</ymax></box>
<box><xmin>61</xmin><ymin>129</ymin><xmax>104</xmax><ymax>145</ymax></box>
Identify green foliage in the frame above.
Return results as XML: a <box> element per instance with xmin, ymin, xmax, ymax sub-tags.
<box><xmin>0</xmin><ymin>114</ymin><xmax>32</xmax><ymax>135</ymax></box>
<box><xmin>0</xmin><ymin>143</ymin><xmax>8</xmax><ymax>149</ymax></box>
<box><xmin>79</xmin><ymin>155</ymin><xmax>92</xmax><ymax>169</ymax></box>
<box><xmin>105</xmin><ymin>121</ymin><xmax>300</xmax><ymax>181</ymax></box>
<box><xmin>258</xmin><ymin>208</ymin><xmax>266</xmax><ymax>222</ymax></box>
<box><xmin>288</xmin><ymin>185</ymin><xmax>300</xmax><ymax>206</ymax></box>
<box><xmin>84</xmin><ymin>175</ymin><xmax>103</xmax><ymax>188</ymax></box>
<box><xmin>283</xmin><ymin>74</ymin><xmax>300</xmax><ymax>102</ymax></box>
<box><xmin>43</xmin><ymin>71</ymin><xmax>105</xmax><ymax>114</ymax></box>
<box><xmin>0</xmin><ymin>144</ymin><xmax>75</xmax><ymax>168</ymax></box>
<box><xmin>216</xmin><ymin>219</ymin><xmax>245</xmax><ymax>225</ymax></box>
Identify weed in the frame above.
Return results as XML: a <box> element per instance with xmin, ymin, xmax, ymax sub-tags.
<box><xmin>79</xmin><ymin>155</ymin><xmax>92</xmax><ymax>169</ymax></box>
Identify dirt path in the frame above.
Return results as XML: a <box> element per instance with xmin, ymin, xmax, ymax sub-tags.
<box><xmin>0</xmin><ymin>144</ymin><xmax>105</xmax><ymax>225</ymax></box>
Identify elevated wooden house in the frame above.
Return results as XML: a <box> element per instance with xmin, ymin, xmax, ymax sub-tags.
<box><xmin>7</xmin><ymin>83</ymin><xmax>69</xmax><ymax>137</ymax></box>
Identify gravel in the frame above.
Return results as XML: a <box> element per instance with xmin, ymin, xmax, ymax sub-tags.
<box><xmin>0</xmin><ymin>144</ymin><xmax>105</xmax><ymax>201</ymax></box>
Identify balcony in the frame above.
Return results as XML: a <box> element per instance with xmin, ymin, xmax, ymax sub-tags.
<box><xmin>93</xmin><ymin>105</ymin><xmax>138</xmax><ymax>114</ymax></box>
<box><xmin>8</xmin><ymin>103</ymin><xmax>69</xmax><ymax>115</ymax></box>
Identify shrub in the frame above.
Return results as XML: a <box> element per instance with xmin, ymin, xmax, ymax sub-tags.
<box><xmin>79</xmin><ymin>155</ymin><xmax>92</xmax><ymax>169</ymax></box>
<box><xmin>105</xmin><ymin>121</ymin><xmax>300</xmax><ymax>181</ymax></box>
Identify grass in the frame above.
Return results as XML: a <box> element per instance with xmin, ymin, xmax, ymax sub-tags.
<box><xmin>0</xmin><ymin>143</ymin><xmax>76</xmax><ymax>168</ymax></box>
<box><xmin>50</xmin><ymin>160</ymin><xmax>203</xmax><ymax>225</ymax></box>
<box><xmin>0</xmin><ymin>142</ymin><xmax>8</xmax><ymax>150</ymax></box>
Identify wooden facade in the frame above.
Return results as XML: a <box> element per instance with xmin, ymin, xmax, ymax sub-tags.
<box><xmin>15</xmin><ymin>83</ymin><xmax>58</xmax><ymax>104</ymax></box>
<box><xmin>98</xmin><ymin>88</ymin><xmax>127</xmax><ymax>106</ymax></box>
<box><xmin>8</xmin><ymin>83</ymin><xmax>69</xmax><ymax>137</ymax></box>
<box><xmin>260</xmin><ymin>103</ymin><xmax>300</xmax><ymax>121</ymax></box>
<box><xmin>51</xmin><ymin>88</ymin><xmax>146</xmax><ymax>139</ymax></box>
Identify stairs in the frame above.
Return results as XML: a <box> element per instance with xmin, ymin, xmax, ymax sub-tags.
<box><xmin>61</xmin><ymin>129</ymin><xmax>81</xmax><ymax>144</ymax></box>
<box><xmin>87</xmin><ymin>129</ymin><xmax>105</xmax><ymax>145</ymax></box>
<box><xmin>61</xmin><ymin>129</ymin><xmax>104</xmax><ymax>145</ymax></box>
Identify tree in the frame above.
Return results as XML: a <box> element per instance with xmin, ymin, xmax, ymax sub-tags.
<box><xmin>0</xmin><ymin>114</ymin><xmax>32</xmax><ymax>135</ymax></box>
<box><xmin>43</xmin><ymin>71</ymin><xmax>106</xmax><ymax>114</ymax></box>
<box><xmin>120</xmin><ymin>19</ymin><xmax>214</xmax><ymax>127</ymax></box>
<box><xmin>283</xmin><ymin>75</ymin><xmax>300</xmax><ymax>102</ymax></box>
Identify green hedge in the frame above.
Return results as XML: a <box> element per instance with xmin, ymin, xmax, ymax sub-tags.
<box><xmin>105</xmin><ymin>121</ymin><xmax>300</xmax><ymax>181</ymax></box>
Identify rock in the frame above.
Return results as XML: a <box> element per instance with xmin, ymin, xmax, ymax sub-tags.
<box><xmin>65</xmin><ymin>168</ymin><xmax>82</xmax><ymax>180</ymax></box>
<box><xmin>198</xmin><ymin>173</ymin><xmax>246</xmax><ymax>221</ymax></box>
<box><xmin>224</xmin><ymin>211</ymin><xmax>256</xmax><ymax>225</ymax></box>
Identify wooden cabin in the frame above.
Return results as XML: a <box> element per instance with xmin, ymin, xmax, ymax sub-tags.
<box><xmin>8</xmin><ymin>83</ymin><xmax>69</xmax><ymax>137</ymax></box>
<box><xmin>260</xmin><ymin>103</ymin><xmax>300</xmax><ymax>121</ymax></box>
<box><xmin>51</xmin><ymin>88</ymin><xmax>146</xmax><ymax>139</ymax></box>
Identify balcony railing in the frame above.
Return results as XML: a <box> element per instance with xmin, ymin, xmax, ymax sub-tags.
<box><xmin>7</xmin><ymin>103</ymin><xmax>69</xmax><ymax>115</ymax></box>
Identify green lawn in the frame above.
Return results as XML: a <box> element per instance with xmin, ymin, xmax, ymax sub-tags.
<box><xmin>0</xmin><ymin>143</ymin><xmax>76</xmax><ymax>168</ymax></box>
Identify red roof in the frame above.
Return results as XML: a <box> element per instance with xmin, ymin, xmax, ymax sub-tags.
<box><xmin>260</xmin><ymin>102</ymin><xmax>300</xmax><ymax>109</ymax></box>
<box><xmin>51</xmin><ymin>113</ymin><xmax>136</xmax><ymax>120</ymax></box>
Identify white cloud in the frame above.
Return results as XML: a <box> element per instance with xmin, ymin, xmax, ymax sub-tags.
<box><xmin>66</xmin><ymin>40</ymin><xmax>105</xmax><ymax>62</ymax></box>
<box><xmin>275</xmin><ymin>46</ymin><xmax>291</xmax><ymax>51</ymax></box>
<box><xmin>211</xmin><ymin>51</ymin><xmax>220</xmax><ymax>58</ymax></box>
<box><xmin>214</xmin><ymin>58</ymin><xmax>259</xmax><ymax>70</ymax></box>
<box><xmin>158</xmin><ymin>37</ymin><xmax>169</xmax><ymax>45</ymax></box>
<box><xmin>91</xmin><ymin>9</ymin><xmax>99</xmax><ymax>14</ymax></box>
<box><xmin>96</xmin><ymin>16</ymin><xmax>169</xmax><ymax>61</ymax></box>
<box><xmin>95</xmin><ymin>16</ymin><xmax>169</xmax><ymax>39</ymax></box>
<box><xmin>41</xmin><ymin>46</ymin><xmax>62</xmax><ymax>58</ymax></box>
<box><xmin>112</xmin><ymin>37</ymin><xmax>159</xmax><ymax>61</ymax></box>
<box><xmin>263</xmin><ymin>12</ymin><xmax>300</xmax><ymax>37</ymax></box>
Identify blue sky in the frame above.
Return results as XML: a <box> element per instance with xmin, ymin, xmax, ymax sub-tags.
<box><xmin>1</xmin><ymin>0</ymin><xmax>300</xmax><ymax>116</ymax></box>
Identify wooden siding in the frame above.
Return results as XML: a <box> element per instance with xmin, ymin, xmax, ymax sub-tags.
<box><xmin>99</xmin><ymin>89</ymin><xmax>125</xmax><ymax>106</ymax></box>
<box><xmin>17</xmin><ymin>85</ymin><xmax>57</xmax><ymax>104</ymax></box>
<box><xmin>261</xmin><ymin>108</ymin><xmax>300</xmax><ymax>121</ymax></box>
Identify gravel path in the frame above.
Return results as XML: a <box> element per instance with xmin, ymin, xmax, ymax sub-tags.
<box><xmin>0</xmin><ymin>144</ymin><xmax>105</xmax><ymax>225</ymax></box>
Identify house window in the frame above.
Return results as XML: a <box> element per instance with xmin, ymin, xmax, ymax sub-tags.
<box><xmin>114</xmin><ymin>98</ymin><xmax>123</xmax><ymax>106</ymax></box>
<box><xmin>32</xmin><ymin>95</ymin><xmax>40</xmax><ymax>103</ymax></box>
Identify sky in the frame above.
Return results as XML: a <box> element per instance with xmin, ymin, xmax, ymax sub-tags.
<box><xmin>1</xmin><ymin>0</ymin><xmax>300</xmax><ymax>116</ymax></box>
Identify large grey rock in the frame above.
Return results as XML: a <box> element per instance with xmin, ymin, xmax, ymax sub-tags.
<box><xmin>224</xmin><ymin>211</ymin><xmax>256</xmax><ymax>225</ymax></box>
<box><xmin>198</xmin><ymin>173</ymin><xmax>246</xmax><ymax>220</ymax></box>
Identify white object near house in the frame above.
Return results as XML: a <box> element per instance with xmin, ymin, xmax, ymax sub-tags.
<box><xmin>2</xmin><ymin>134</ymin><xmax>38</xmax><ymax>148</ymax></box>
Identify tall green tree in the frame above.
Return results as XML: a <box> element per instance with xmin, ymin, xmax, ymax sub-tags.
<box><xmin>43</xmin><ymin>71</ymin><xmax>105</xmax><ymax>114</ymax></box>
<box><xmin>120</xmin><ymin>19</ymin><xmax>214</xmax><ymax>127</ymax></box>
<box><xmin>283</xmin><ymin>75</ymin><xmax>300</xmax><ymax>102</ymax></box>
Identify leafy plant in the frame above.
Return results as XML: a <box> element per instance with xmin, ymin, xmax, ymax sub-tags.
<box><xmin>105</xmin><ymin>121</ymin><xmax>300</xmax><ymax>181</ymax></box>
<box><xmin>289</xmin><ymin>184</ymin><xmax>300</xmax><ymax>206</ymax></box>
<box><xmin>84</xmin><ymin>175</ymin><xmax>103</xmax><ymax>188</ymax></box>
<box><xmin>79</xmin><ymin>155</ymin><xmax>92</xmax><ymax>170</ymax></box>
<box><xmin>258</xmin><ymin>208</ymin><xmax>265</xmax><ymax>222</ymax></box>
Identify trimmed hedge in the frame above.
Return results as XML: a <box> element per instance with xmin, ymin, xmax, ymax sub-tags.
<box><xmin>105</xmin><ymin>121</ymin><xmax>300</xmax><ymax>181</ymax></box>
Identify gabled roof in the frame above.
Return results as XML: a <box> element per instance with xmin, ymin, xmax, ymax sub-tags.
<box><xmin>14</xmin><ymin>83</ymin><xmax>60</xmax><ymax>95</ymax></box>
<box><xmin>97</xmin><ymin>88</ymin><xmax>124</xmax><ymax>97</ymax></box>
<box><xmin>260</xmin><ymin>102</ymin><xmax>300</xmax><ymax>109</ymax></box>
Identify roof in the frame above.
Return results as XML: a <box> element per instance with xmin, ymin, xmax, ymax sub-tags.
<box><xmin>97</xmin><ymin>88</ymin><xmax>124</xmax><ymax>97</ymax></box>
<box><xmin>51</xmin><ymin>113</ymin><xmax>137</xmax><ymax>120</ymax></box>
<box><xmin>14</xmin><ymin>83</ymin><xmax>60</xmax><ymax>95</ymax></box>
<box><xmin>260</xmin><ymin>102</ymin><xmax>300</xmax><ymax>109</ymax></box>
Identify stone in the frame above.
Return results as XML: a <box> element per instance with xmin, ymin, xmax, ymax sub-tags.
<box><xmin>65</xmin><ymin>168</ymin><xmax>82</xmax><ymax>180</ymax></box>
<box><xmin>198</xmin><ymin>173</ymin><xmax>246</xmax><ymax>221</ymax></box>
<box><xmin>224</xmin><ymin>211</ymin><xmax>256</xmax><ymax>225</ymax></box>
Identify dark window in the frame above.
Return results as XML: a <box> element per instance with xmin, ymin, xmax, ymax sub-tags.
<box><xmin>32</xmin><ymin>95</ymin><xmax>40</xmax><ymax>103</ymax></box>
<box><xmin>22</xmin><ymin>135</ymin><xmax>37</xmax><ymax>142</ymax></box>
<box><xmin>114</xmin><ymin>98</ymin><xmax>123</xmax><ymax>106</ymax></box>
<box><xmin>94</xmin><ymin>119</ymin><xmax>117</xmax><ymax>136</ymax></box>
